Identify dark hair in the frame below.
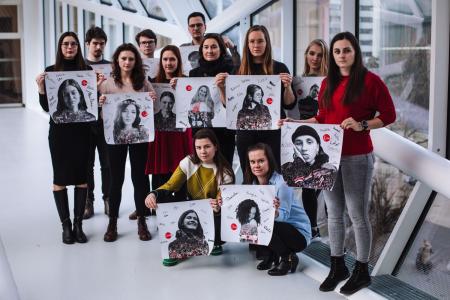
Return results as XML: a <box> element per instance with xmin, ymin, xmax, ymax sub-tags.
<box><xmin>187</xmin><ymin>12</ymin><xmax>206</xmax><ymax>24</ymax></box>
<box><xmin>235</xmin><ymin>199</ymin><xmax>261</xmax><ymax>225</ymax></box>
<box><xmin>55</xmin><ymin>32</ymin><xmax>87</xmax><ymax>71</ymax></box>
<box><xmin>291</xmin><ymin>125</ymin><xmax>329</xmax><ymax>166</ymax></box>
<box><xmin>178</xmin><ymin>209</ymin><xmax>204</xmax><ymax>237</ymax></box>
<box><xmin>155</xmin><ymin>45</ymin><xmax>184</xmax><ymax>82</ymax></box>
<box><xmin>321</xmin><ymin>31</ymin><xmax>367</xmax><ymax>107</ymax></box>
<box><xmin>190</xmin><ymin>129</ymin><xmax>235</xmax><ymax>184</ymax></box>
<box><xmin>303</xmin><ymin>39</ymin><xmax>328</xmax><ymax>76</ymax></box>
<box><xmin>113</xmin><ymin>99</ymin><xmax>141</xmax><ymax>142</ymax></box>
<box><xmin>242</xmin><ymin>84</ymin><xmax>264</xmax><ymax>109</ymax></box>
<box><xmin>56</xmin><ymin>79</ymin><xmax>88</xmax><ymax>113</ymax></box>
<box><xmin>238</xmin><ymin>25</ymin><xmax>273</xmax><ymax>75</ymax></box>
<box><xmin>85</xmin><ymin>26</ymin><xmax>107</xmax><ymax>44</ymax></box>
<box><xmin>135</xmin><ymin>29</ymin><xmax>157</xmax><ymax>46</ymax></box>
<box><xmin>243</xmin><ymin>143</ymin><xmax>279</xmax><ymax>184</ymax></box>
<box><xmin>111</xmin><ymin>43</ymin><xmax>146</xmax><ymax>91</ymax></box>
<box><xmin>160</xmin><ymin>91</ymin><xmax>175</xmax><ymax>103</ymax></box>
<box><xmin>309</xmin><ymin>84</ymin><xmax>319</xmax><ymax>95</ymax></box>
<box><xmin>199</xmin><ymin>33</ymin><xmax>227</xmax><ymax>61</ymax></box>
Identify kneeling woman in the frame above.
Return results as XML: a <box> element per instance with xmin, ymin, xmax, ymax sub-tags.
<box><xmin>243</xmin><ymin>143</ymin><xmax>311</xmax><ymax>276</ymax></box>
<box><xmin>145</xmin><ymin>129</ymin><xmax>235</xmax><ymax>266</ymax></box>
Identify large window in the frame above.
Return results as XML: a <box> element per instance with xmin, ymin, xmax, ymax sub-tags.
<box><xmin>251</xmin><ymin>1</ymin><xmax>282</xmax><ymax>60</ymax></box>
<box><xmin>359</xmin><ymin>0</ymin><xmax>431</xmax><ymax>148</ymax></box>
<box><xmin>201</xmin><ymin>0</ymin><xmax>237</xmax><ymax>19</ymax></box>
<box><xmin>140</xmin><ymin>0</ymin><xmax>167</xmax><ymax>21</ymax></box>
<box><xmin>222</xmin><ymin>23</ymin><xmax>240</xmax><ymax>55</ymax></box>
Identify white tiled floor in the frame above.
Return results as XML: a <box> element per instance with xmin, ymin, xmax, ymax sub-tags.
<box><xmin>0</xmin><ymin>108</ymin><xmax>344</xmax><ymax>300</ymax></box>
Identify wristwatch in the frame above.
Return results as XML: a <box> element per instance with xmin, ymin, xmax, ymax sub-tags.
<box><xmin>360</xmin><ymin>120</ymin><xmax>369</xmax><ymax>131</ymax></box>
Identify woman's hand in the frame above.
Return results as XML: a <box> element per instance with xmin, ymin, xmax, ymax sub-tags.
<box><xmin>277</xmin><ymin>117</ymin><xmax>294</xmax><ymax>127</ymax></box>
<box><xmin>169</xmin><ymin>78</ymin><xmax>178</xmax><ymax>90</ymax></box>
<box><xmin>145</xmin><ymin>193</ymin><xmax>157</xmax><ymax>209</ymax></box>
<box><xmin>97</xmin><ymin>73</ymin><xmax>106</xmax><ymax>88</ymax></box>
<box><xmin>279</xmin><ymin>73</ymin><xmax>293</xmax><ymax>88</ymax></box>
<box><xmin>210</xmin><ymin>197</ymin><xmax>222</xmax><ymax>213</ymax></box>
<box><xmin>215</xmin><ymin>73</ymin><xmax>228</xmax><ymax>89</ymax></box>
<box><xmin>273</xmin><ymin>197</ymin><xmax>280</xmax><ymax>218</ymax></box>
<box><xmin>99</xmin><ymin>95</ymin><xmax>106</xmax><ymax>106</ymax></box>
<box><xmin>341</xmin><ymin>117</ymin><xmax>363</xmax><ymax>131</ymax></box>
<box><xmin>36</xmin><ymin>72</ymin><xmax>46</xmax><ymax>94</ymax></box>
<box><xmin>149</xmin><ymin>90</ymin><xmax>157</xmax><ymax>101</ymax></box>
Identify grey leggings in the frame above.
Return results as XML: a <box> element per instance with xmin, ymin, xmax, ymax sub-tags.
<box><xmin>324</xmin><ymin>153</ymin><xmax>375</xmax><ymax>263</ymax></box>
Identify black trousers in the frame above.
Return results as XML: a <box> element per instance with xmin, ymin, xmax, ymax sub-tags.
<box><xmin>107</xmin><ymin>143</ymin><xmax>150</xmax><ymax>218</ymax></box>
<box><xmin>236</xmin><ymin>130</ymin><xmax>281</xmax><ymax>177</ymax></box>
<box><xmin>259</xmin><ymin>222</ymin><xmax>307</xmax><ymax>257</ymax></box>
<box><xmin>302</xmin><ymin>188</ymin><xmax>321</xmax><ymax>228</ymax></box>
<box><xmin>87</xmin><ymin>120</ymin><xmax>110</xmax><ymax>201</ymax></box>
<box><xmin>192</xmin><ymin>128</ymin><xmax>236</xmax><ymax>168</ymax></box>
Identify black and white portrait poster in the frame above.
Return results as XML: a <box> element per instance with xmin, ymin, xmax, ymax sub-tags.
<box><xmin>102</xmin><ymin>92</ymin><xmax>154</xmax><ymax>145</ymax></box>
<box><xmin>156</xmin><ymin>199</ymin><xmax>215</xmax><ymax>259</ymax></box>
<box><xmin>90</xmin><ymin>63</ymin><xmax>112</xmax><ymax>79</ymax></box>
<box><xmin>280</xmin><ymin>123</ymin><xmax>343</xmax><ymax>190</ymax></box>
<box><xmin>152</xmin><ymin>83</ymin><xmax>182</xmax><ymax>132</ymax></box>
<box><xmin>287</xmin><ymin>76</ymin><xmax>325</xmax><ymax>120</ymax></box>
<box><xmin>225</xmin><ymin>75</ymin><xmax>281</xmax><ymax>130</ymax></box>
<box><xmin>45</xmin><ymin>70</ymin><xmax>98</xmax><ymax>124</ymax></box>
<box><xmin>180</xmin><ymin>45</ymin><xmax>200</xmax><ymax>75</ymax></box>
<box><xmin>142</xmin><ymin>58</ymin><xmax>159</xmax><ymax>79</ymax></box>
<box><xmin>220</xmin><ymin>185</ymin><xmax>276</xmax><ymax>245</ymax></box>
<box><xmin>175</xmin><ymin>77</ymin><xmax>226</xmax><ymax>128</ymax></box>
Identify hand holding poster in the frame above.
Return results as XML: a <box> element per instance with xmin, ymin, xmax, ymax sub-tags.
<box><xmin>220</xmin><ymin>185</ymin><xmax>276</xmax><ymax>245</ymax></box>
<box><xmin>225</xmin><ymin>75</ymin><xmax>281</xmax><ymax>130</ymax></box>
<box><xmin>280</xmin><ymin>123</ymin><xmax>343</xmax><ymax>190</ymax></box>
<box><xmin>45</xmin><ymin>70</ymin><xmax>98</xmax><ymax>123</ymax></box>
<box><xmin>142</xmin><ymin>58</ymin><xmax>159</xmax><ymax>79</ymax></box>
<box><xmin>90</xmin><ymin>63</ymin><xmax>113</xmax><ymax>79</ymax></box>
<box><xmin>152</xmin><ymin>83</ymin><xmax>182</xmax><ymax>132</ymax></box>
<box><xmin>175</xmin><ymin>77</ymin><xmax>225</xmax><ymax>128</ymax></box>
<box><xmin>180</xmin><ymin>45</ymin><xmax>200</xmax><ymax>75</ymax></box>
<box><xmin>102</xmin><ymin>92</ymin><xmax>154</xmax><ymax>144</ymax></box>
<box><xmin>287</xmin><ymin>76</ymin><xmax>325</xmax><ymax>120</ymax></box>
<box><xmin>156</xmin><ymin>199</ymin><xmax>215</xmax><ymax>259</ymax></box>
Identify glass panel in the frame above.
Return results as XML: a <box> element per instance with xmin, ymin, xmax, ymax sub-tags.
<box><xmin>0</xmin><ymin>5</ymin><xmax>18</xmax><ymax>33</ymax></box>
<box><xmin>251</xmin><ymin>1</ymin><xmax>282</xmax><ymax>61</ymax></box>
<box><xmin>201</xmin><ymin>0</ymin><xmax>237</xmax><ymax>19</ymax></box>
<box><xmin>139</xmin><ymin>0</ymin><xmax>167</xmax><ymax>20</ymax></box>
<box><xmin>0</xmin><ymin>39</ymin><xmax>22</xmax><ymax>104</ymax></box>
<box><xmin>84</xmin><ymin>11</ymin><xmax>96</xmax><ymax>29</ymax></box>
<box><xmin>222</xmin><ymin>23</ymin><xmax>240</xmax><ymax>54</ymax></box>
<box><xmin>119</xmin><ymin>0</ymin><xmax>137</xmax><ymax>12</ymax></box>
<box><xmin>396</xmin><ymin>193</ymin><xmax>450</xmax><ymax>299</ymax></box>
<box><xmin>359</xmin><ymin>0</ymin><xmax>432</xmax><ymax>148</ymax></box>
<box><xmin>69</xmin><ymin>6</ymin><xmax>78</xmax><ymax>34</ymax></box>
<box><xmin>100</xmin><ymin>0</ymin><xmax>113</xmax><ymax>5</ymax></box>
<box><xmin>295</xmin><ymin>0</ymin><xmax>341</xmax><ymax>75</ymax></box>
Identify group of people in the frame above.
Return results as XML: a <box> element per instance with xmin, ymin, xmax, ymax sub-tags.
<box><xmin>36</xmin><ymin>10</ymin><xmax>395</xmax><ymax>296</ymax></box>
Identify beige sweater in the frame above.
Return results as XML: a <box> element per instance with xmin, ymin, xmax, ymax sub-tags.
<box><xmin>99</xmin><ymin>77</ymin><xmax>154</xmax><ymax>94</ymax></box>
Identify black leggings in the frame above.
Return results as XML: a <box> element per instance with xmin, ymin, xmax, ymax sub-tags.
<box><xmin>260</xmin><ymin>222</ymin><xmax>307</xmax><ymax>257</ymax></box>
<box><xmin>302</xmin><ymin>188</ymin><xmax>321</xmax><ymax>228</ymax></box>
<box><xmin>87</xmin><ymin>120</ymin><xmax>110</xmax><ymax>201</ymax></box>
<box><xmin>107</xmin><ymin>143</ymin><xmax>150</xmax><ymax>218</ymax></box>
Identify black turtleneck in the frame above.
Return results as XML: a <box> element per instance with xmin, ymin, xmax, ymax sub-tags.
<box><xmin>189</xmin><ymin>56</ymin><xmax>234</xmax><ymax>78</ymax></box>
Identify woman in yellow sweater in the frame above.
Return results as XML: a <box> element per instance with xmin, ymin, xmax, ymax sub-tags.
<box><xmin>145</xmin><ymin>128</ymin><xmax>235</xmax><ymax>266</ymax></box>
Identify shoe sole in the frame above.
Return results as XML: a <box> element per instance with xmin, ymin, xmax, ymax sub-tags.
<box><xmin>340</xmin><ymin>281</ymin><xmax>371</xmax><ymax>295</ymax></box>
<box><xmin>319</xmin><ymin>274</ymin><xmax>351</xmax><ymax>292</ymax></box>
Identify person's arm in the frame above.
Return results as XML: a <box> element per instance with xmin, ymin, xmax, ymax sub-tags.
<box><xmin>222</xmin><ymin>35</ymin><xmax>241</xmax><ymax>68</ymax></box>
<box><xmin>274</xmin><ymin>181</ymin><xmax>294</xmax><ymax>222</ymax></box>
<box><xmin>156</xmin><ymin>165</ymin><xmax>187</xmax><ymax>194</ymax></box>
<box><xmin>215</xmin><ymin>73</ymin><xmax>228</xmax><ymax>107</ymax></box>
<box><xmin>279</xmin><ymin>73</ymin><xmax>295</xmax><ymax>107</ymax></box>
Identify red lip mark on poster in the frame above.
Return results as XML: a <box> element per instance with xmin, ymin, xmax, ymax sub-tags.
<box><xmin>266</xmin><ymin>98</ymin><xmax>273</xmax><ymax>105</ymax></box>
<box><xmin>231</xmin><ymin>223</ymin><xmax>237</xmax><ymax>231</ymax></box>
<box><xmin>81</xmin><ymin>80</ymin><xmax>88</xmax><ymax>86</ymax></box>
<box><xmin>186</xmin><ymin>85</ymin><xmax>192</xmax><ymax>91</ymax></box>
<box><xmin>141</xmin><ymin>111</ymin><xmax>148</xmax><ymax>118</ymax></box>
<box><xmin>165</xmin><ymin>232</ymin><xmax>172</xmax><ymax>239</ymax></box>
<box><xmin>323</xmin><ymin>134</ymin><xmax>330</xmax><ymax>142</ymax></box>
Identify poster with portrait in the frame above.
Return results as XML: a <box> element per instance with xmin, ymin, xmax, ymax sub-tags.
<box><xmin>156</xmin><ymin>199</ymin><xmax>215</xmax><ymax>259</ymax></box>
<box><xmin>45</xmin><ymin>70</ymin><xmax>98</xmax><ymax>124</ymax></box>
<box><xmin>180</xmin><ymin>45</ymin><xmax>200</xmax><ymax>75</ymax></box>
<box><xmin>142</xmin><ymin>58</ymin><xmax>159</xmax><ymax>79</ymax></box>
<box><xmin>280</xmin><ymin>123</ymin><xmax>343</xmax><ymax>190</ymax></box>
<box><xmin>152</xmin><ymin>83</ymin><xmax>183</xmax><ymax>132</ymax></box>
<box><xmin>102</xmin><ymin>92</ymin><xmax>154</xmax><ymax>145</ymax></box>
<box><xmin>220</xmin><ymin>185</ymin><xmax>276</xmax><ymax>245</ymax></box>
<box><xmin>90</xmin><ymin>63</ymin><xmax>113</xmax><ymax>79</ymax></box>
<box><xmin>175</xmin><ymin>77</ymin><xmax>226</xmax><ymax>128</ymax></box>
<box><xmin>287</xmin><ymin>76</ymin><xmax>325</xmax><ymax>120</ymax></box>
<box><xmin>225</xmin><ymin>75</ymin><xmax>281</xmax><ymax>130</ymax></box>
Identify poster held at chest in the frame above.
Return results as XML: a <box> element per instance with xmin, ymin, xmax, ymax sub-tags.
<box><xmin>152</xmin><ymin>83</ymin><xmax>182</xmax><ymax>132</ymax></box>
<box><xmin>45</xmin><ymin>70</ymin><xmax>98</xmax><ymax>124</ymax></box>
<box><xmin>90</xmin><ymin>63</ymin><xmax>113</xmax><ymax>79</ymax></box>
<box><xmin>220</xmin><ymin>185</ymin><xmax>276</xmax><ymax>245</ymax></box>
<box><xmin>180</xmin><ymin>45</ymin><xmax>200</xmax><ymax>75</ymax></box>
<box><xmin>280</xmin><ymin>123</ymin><xmax>343</xmax><ymax>190</ymax></box>
<box><xmin>175</xmin><ymin>77</ymin><xmax>226</xmax><ymax>128</ymax></box>
<box><xmin>287</xmin><ymin>76</ymin><xmax>325</xmax><ymax>120</ymax></box>
<box><xmin>225</xmin><ymin>75</ymin><xmax>281</xmax><ymax>130</ymax></box>
<box><xmin>142</xmin><ymin>58</ymin><xmax>159</xmax><ymax>79</ymax></box>
<box><xmin>156</xmin><ymin>199</ymin><xmax>215</xmax><ymax>259</ymax></box>
<box><xmin>102</xmin><ymin>92</ymin><xmax>154</xmax><ymax>144</ymax></box>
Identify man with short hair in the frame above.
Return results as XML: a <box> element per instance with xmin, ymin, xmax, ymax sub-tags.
<box><xmin>83</xmin><ymin>26</ymin><xmax>111</xmax><ymax>219</ymax></box>
<box><xmin>136</xmin><ymin>29</ymin><xmax>157</xmax><ymax>58</ymax></box>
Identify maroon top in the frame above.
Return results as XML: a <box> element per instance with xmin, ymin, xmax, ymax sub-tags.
<box><xmin>316</xmin><ymin>71</ymin><xmax>396</xmax><ymax>156</ymax></box>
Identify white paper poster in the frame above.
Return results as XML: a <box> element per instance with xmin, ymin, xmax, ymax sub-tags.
<box><xmin>156</xmin><ymin>199</ymin><xmax>215</xmax><ymax>259</ymax></box>
<box><xmin>287</xmin><ymin>76</ymin><xmax>324</xmax><ymax>120</ymax></box>
<box><xmin>102</xmin><ymin>92</ymin><xmax>154</xmax><ymax>144</ymax></box>
<box><xmin>220</xmin><ymin>185</ymin><xmax>276</xmax><ymax>245</ymax></box>
<box><xmin>90</xmin><ymin>63</ymin><xmax>112</xmax><ymax>79</ymax></box>
<box><xmin>152</xmin><ymin>83</ymin><xmax>183</xmax><ymax>132</ymax></box>
<box><xmin>225</xmin><ymin>75</ymin><xmax>281</xmax><ymax>130</ymax></box>
<box><xmin>45</xmin><ymin>70</ymin><xmax>98</xmax><ymax>124</ymax></box>
<box><xmin>142</xmin><ymin>58</ymin><xmax>159</xmax><ymax>79</ymax></box>
<box><xmin>180</xmin><ymin>45</ymin><xmax>200</xmax><ymax>75</ymax></box>
<box><xmin>175</xmin><ymin>77</ymin><xmax>226</xmax><ymax>128</ymax></box>
<box><xmin>280</xmin><ymin>123</ymin><xmax>343</xmax><ymax>190</ymax></box>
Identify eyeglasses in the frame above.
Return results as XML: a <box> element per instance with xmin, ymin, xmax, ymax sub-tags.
<box><xmin>62</xmin><ymin>42</ymin><xmax>78</xmax><ymax>48</ymax></box>
<box><xmin>140</xmin><ymin>40</ymin><xmax>155</xmax><ymax>46</ymax></box>
<box><xmin>189</xmin><ymin>23</ymin><xmax>204</xmax><ymax>29</ymax></box>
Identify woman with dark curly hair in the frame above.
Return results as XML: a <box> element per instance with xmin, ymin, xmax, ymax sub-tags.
<box><xmin>236</xmin><ymin>199</ymin><xmax>261</xmax><ymax>243</ymax></box>
<box><xmin>113</xmin><ymin>99</ymin><xmax>149</xmax><ymax>144</ymax></box>
<box><xmin>236</xmin><ymin>84</ymin><xmax>272</xmax><ymax>130</ymax></box>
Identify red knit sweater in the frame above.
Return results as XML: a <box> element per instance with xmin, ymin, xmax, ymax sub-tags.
<box><xmin>316</xmin><ymin>71</ymin><xmax>396</xmax><ymax>155</ymax></box>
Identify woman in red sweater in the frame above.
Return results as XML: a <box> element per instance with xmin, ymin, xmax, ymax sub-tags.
<box><xmin>280</xmin><ymin>32</ymin><xmax>395</xmax><ymax>295</ymax></box>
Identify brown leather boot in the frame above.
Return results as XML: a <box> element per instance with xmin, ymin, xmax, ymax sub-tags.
<box><xmin>137</xmin><ymin>216</ymin><xmax>151</xmax><ymax>241</ymax></box>
<box><xmin>104</xmin><ymin>217</ymin><xmax>118</xmax><ymax>242</ymax></box>
<box><xmin>83</xmin><ymin>198</ymin><xmax>94</xmax><ymax>219</ymax></box>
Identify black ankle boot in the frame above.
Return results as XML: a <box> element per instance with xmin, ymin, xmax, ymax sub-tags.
<box><xmin>268</xmin><ymin>253</ymin><xmax>298</xmax><ymax>276</ymax></box>
<box><xmin>104</xmin><ymin>217</ymin><xmax>118</xmax><ymax>242</ymax></box>
<box><xmin>257</xmin><ymin>255</ymin><xmax>279</xmax><ymax>270</ymax></box>
<box><xmin>319</xmin><ymin>255</ymin><xmax>350</xmax><ymax>292</ymax></box>
<box><xmin>53</xmin><ymin>189</ymin><xmax>74</xmax><ymax>244</ymax></box>
<box><xmin>340</xmin><ymin>261</ymin><xmax>371</xmax><ymax>295</ymax></box>
<box><xmin>73</xmin><ymin>187</ymin><xmax>88</xmax><ymax>243</ymax></box>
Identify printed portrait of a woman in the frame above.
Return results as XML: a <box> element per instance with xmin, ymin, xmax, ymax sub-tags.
<box><xmin>113</xmin><ymin>99</ymin><xmax>149</xmax><ymax>144</ymax></box>
<box><xmin>236</xmin><ymin>84</ymin><xmax>272</xmax><ymax>130</ymax></box>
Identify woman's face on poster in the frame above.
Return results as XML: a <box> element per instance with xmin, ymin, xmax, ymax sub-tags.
<box><xmin>248</xmin><ymin>207</ymin><xmax>257</xmax><ymax>221</ymax></box>
<box><xmin>198</xmin><ymin>86</ymin><xmax>208</xmax><ymax>100</ymax></box>
<box><xmin>202</xmin><ymin>38</ymin><xmax>221</xmax><ymax>61</ymax></box>
<box><xmin>183</xmin><ymin>212</ymin><xmax>199</xmax><ymax>230</ymax></box>
<box><xmin>251</xmin><ymin>88</ymin><xmax>263</xmax><ymax>103</ymax></box>
<box><xmin>160</xmin><ymin>96</ymin><xmax>174</xmax><ymax>113</ymax></box>
<box><xmin>118</xmin><ymin>50</ymin><xmax>136</xmax><ymax>73</ymax></box>
<box><xmin>121</xmin><ymin>104</ymin><xmax>137</xmax><ymax>126</ymax></box>
<box><xmin>61</xmin><ymin>36</ymin><xmax>78</xmax><ymax>60</ymax></box>
<box><xmin>162</xmin><ymin>50</ymin><xmax>178</xmax><ymax>76</ymax></box>
<box><xmin>63</xmin><ymin>84</ymin><xmax>81</xmax><ymax>111</ymax></box>
<box><xmin>248</xmin><ymin>30</ymin><xmax>267</xmax><ymax>58</ymax></box>
<box><xmin>294</xmin><ymin>135</ymin><xmax>319</xmax><ymax>164</ymax></box>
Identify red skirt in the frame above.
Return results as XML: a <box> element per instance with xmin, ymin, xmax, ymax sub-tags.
<box><xmin>146</xmin><ymin>129</ymin><xmax>193</xmax><ymax>175</ymax></box>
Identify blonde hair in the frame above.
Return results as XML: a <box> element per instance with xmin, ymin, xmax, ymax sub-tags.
<box><xmin>238</xmin><ymin>25</ymin><xmax>273</xmax><ymax>75</ymax></box>
<box><xmin>303</xmin><ymin>39</ymin><xmax>329</xmax><ymax>76</ymax></box>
